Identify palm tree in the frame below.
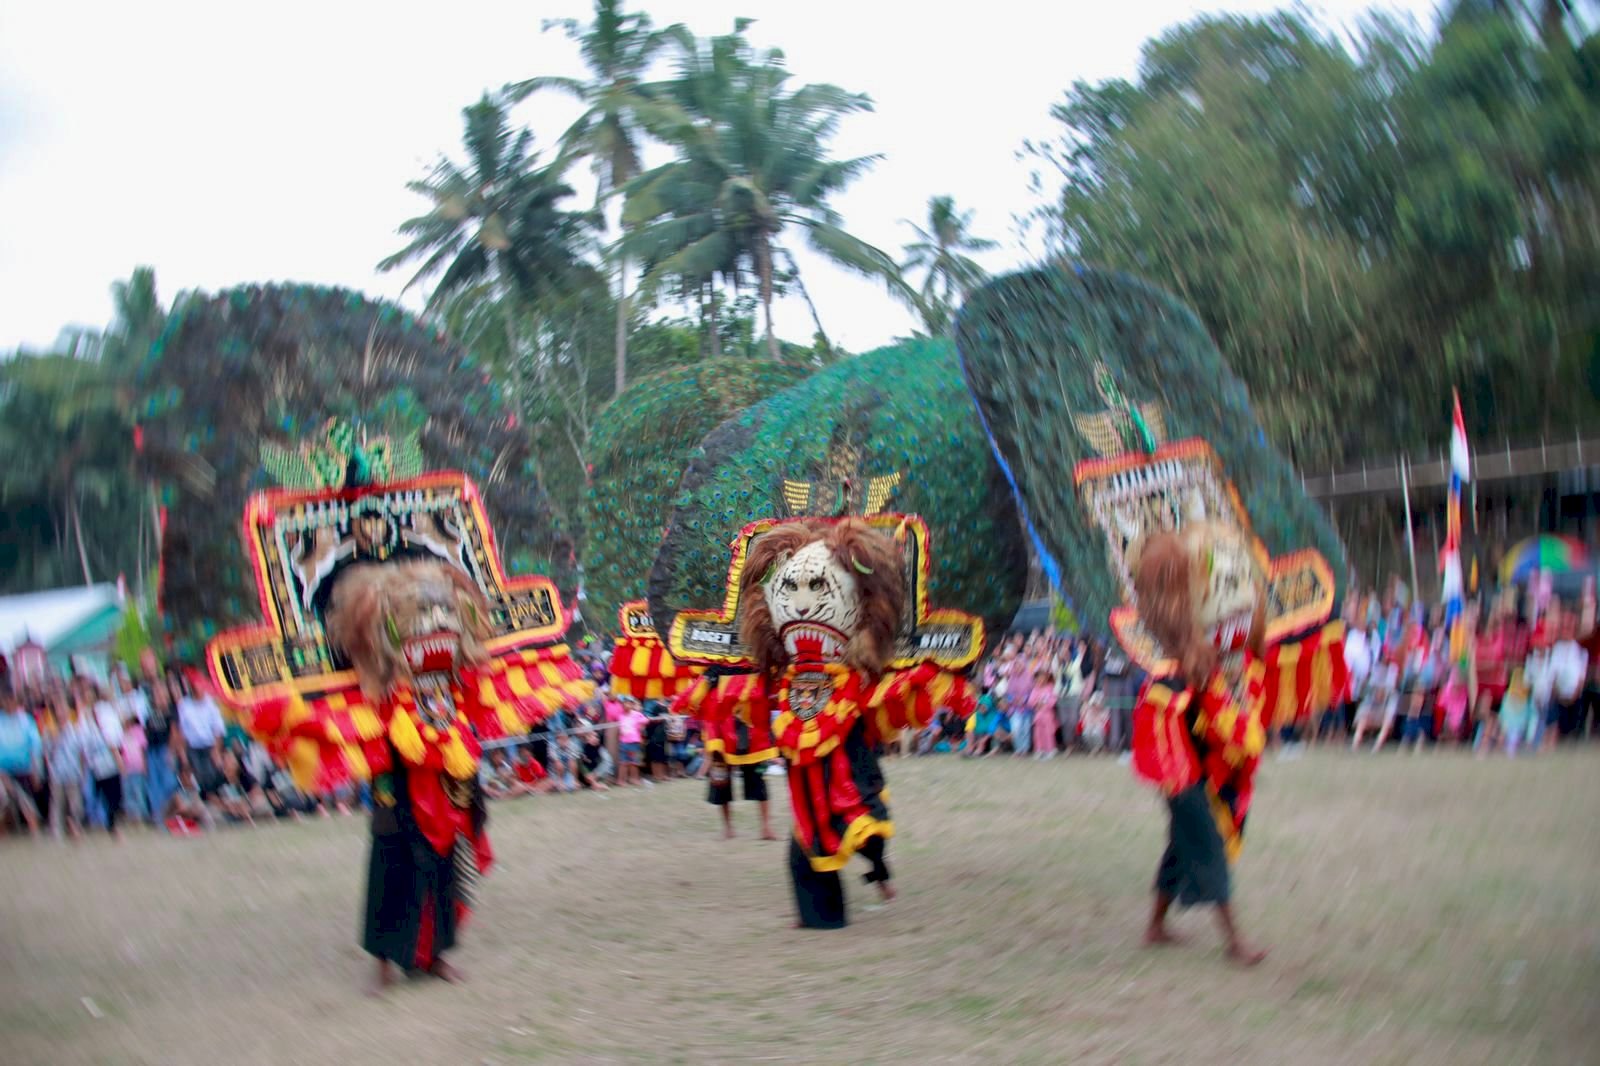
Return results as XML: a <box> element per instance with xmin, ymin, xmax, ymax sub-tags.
<box><xmin>380</xmin><ymin>93</ymin><xmax>597</xmax><ymax>418</ymax></box>
<box><xmin>379</xmin><ymin>94</ymin><xmax>595</xmax><ymax>313</ymax></box>
<box><xmin>505</xmin><ymin>1</ymin><xmax>684</xmax><ymax>397</ymax></box>
<box><xmin>621</xmin><ymin>24</ymin><xmax>906</xmax><ymax>362</ymax></box>
<box><xmin>900</xmin><ymin>195</ymin><xmax>997</xmax><ymax>335</ymax></box>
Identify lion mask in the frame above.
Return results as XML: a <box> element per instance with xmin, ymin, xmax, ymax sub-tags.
<box><xmin>738</xmin><ymin>518</ymin><xmax>905</xmax><ymax>680</ymax></box>
<box><xmin>323</xmin><ymin>559</ymin><xmax>495</xmax><ymax>701</ymax></box>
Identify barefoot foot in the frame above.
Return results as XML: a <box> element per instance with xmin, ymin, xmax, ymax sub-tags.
<box><xmin>1226</xmin><ymin>943</ymin><xmax>1269</xmax><ymax>967</ymax></box>
<box><xmin>876</xmin><ymin>880</ymin><xmax>897</xmax><ymax>903</ymax></box>
<box><xmin>367</xmin><ymin>961</ymin><xmax>395</xmax><ymax>997</ymax></box>
<box><xmin>1143</xmin><ymin>926</ymin><xmax>1186</xmax><ymax>947</ymax></box>
<box><xmin>427</xmin><ymin>958</ymin><xmax>466</xmax><ymax>983</ymax></box>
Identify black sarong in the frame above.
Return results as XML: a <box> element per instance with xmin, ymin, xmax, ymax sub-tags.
<box><xmin>1154</xmin><ymin>782</ymin><xmax>1231</xmax><ymax>907</ymax></box>
<box><xmin>360</xmin><ymin>755</ymin><xmax>478</xmax><ymax>970</ymax></box>
<box><xmin>362</xmin><ymin>826</ymin><xmax>459</xmax><ymax>970</ymax></box>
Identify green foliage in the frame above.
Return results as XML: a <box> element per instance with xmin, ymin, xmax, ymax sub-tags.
<box><xmin>901</xmin><ymin>195</ymin><xmax>997</xmax><ymax>336</ymax></box>
<box><xmin>113</xmin><ymin>600</ymin><xmax>158</xmax><ymax>673</ymax></box>
<box><xmin>1025</xmin><ymin>8</ymin><xmax>1600</xmax><ymax>468</ymax></box>
<box><xmin>581</xmin><ymin>359</ymin><xmax>810</xmax><ymax>629</ymax></box>
<box><xmin>379</xmin><ymin>94</ymin><xmax>597</xmax><ymax>309</ymax></box>
<box><xmin>621</xmin><ymin>21</ymin><xmax>906</xmax><ymax>360</ymax></box>
<box><xmin>0</xmin><ymin>269</ymin><xmax>165</xmax><ymax>594</ymax></box>
<box><xmin>955</xmin><ymin>265</ymin><xmax>1346</xmax><ymax>631</ymax></box>
<box><xmin>646</xmin><ymin>337</ymin><xmax>1028</xmax><ymax>641</ymax></box>
<box><xmin>140</xmin><ymin>283</ymin><xmax>570</xmax><ymax>656</ymax></box>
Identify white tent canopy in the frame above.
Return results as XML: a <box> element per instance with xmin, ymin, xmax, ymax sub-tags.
<box><xmin>0</xmin><ymin>584</ymin><xmax>122</xmax><ymax>655</ymax></box>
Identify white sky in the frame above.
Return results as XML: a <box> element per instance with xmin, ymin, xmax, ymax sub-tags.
<box><xmin>0</xmin><ymin>0</ymin><xmax>1439</xmax><ymax>355</ymax></box>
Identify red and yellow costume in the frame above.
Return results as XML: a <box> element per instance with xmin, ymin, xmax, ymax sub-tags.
<box><xmin>667</xmin><ymin>514</ymin><xmax>981</xmax><ymax>929</ymax></box>
<box><xmin>207</xmin><ymin>468</ymin><xmax>591</xmax><ymax>973</ymax></box>
<box><xmin>1125</xmin><ymin>523</ymin><xmax>1344</xmax><ymax>906</ymax></box>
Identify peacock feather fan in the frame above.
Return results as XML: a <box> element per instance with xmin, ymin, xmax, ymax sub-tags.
<box><xmin>582</xmin><ymin>359</ymin><xmax>810</xmax><ymax>632</ymax></box>
<box><xmin>139</xmin><ymin>283</ymin><xmax>570</xmax><ymax>656</ymax></box>
<box><xmin>646</xmin><ymin>337</ymin><xmax>1028</xmax><ymax>643</ymax></box>
<box><xmin>953</xmin><ymin>264</ymin><xmax>1346</xmax><ymax>633</ymax></box>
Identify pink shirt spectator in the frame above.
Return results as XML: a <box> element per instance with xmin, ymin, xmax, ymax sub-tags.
<box><xmin>603</xmin><ymin>697</ymin><xmax>625</xmax><ymax>723</ymax></box>
<box><xmin>120</xmin><ymin>721</ymin><xmax>148</xmax><ymax>774</ymax></box>
<box><xmin>618</xmin><ymin>709</ymin><xmax>647</xmax><ymax>745</ymax></box>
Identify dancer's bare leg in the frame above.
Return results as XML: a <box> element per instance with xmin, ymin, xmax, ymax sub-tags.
<box><xmin>1143</xmin><ymin>891</ymin><xmax>1185</xmax><ymax>946</ymax></box>
<box><xmin>1216</xmin><ymin>904</ymin><xmax>1268</xmax><ymax>966</ymax></box>
<box><xmin>759</xmin><ymin>800</ymin><xmax>777</xmax><ymax>841</ymax></box>
<box><xmin>720</xmin><ymin>803</ymin><xmax>734</xmax><ymax>839</ymax></box>
<box><xmin>367</xmin><ymin>959</ymin><xmax>396</xmax><ymax>997</ymax></box>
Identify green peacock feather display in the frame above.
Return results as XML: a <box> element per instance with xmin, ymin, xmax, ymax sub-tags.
<box><xmin>646</xmin><ymin>337</ymin><xmax>1029</xmax><ymax>642</ymax></box>
<box><xmin>139</xmin><ymin>283</ymin><xmax>569</xmax><ymax>655</ymax></box>
<box><xmin>954</xmin><ymin>264</ymin><xmax>1347</xmax><ymax>633</ymax></box>
<box><xmin>259</xmin><ymin>417</ymin><xmax>426</xmax><ymax>490</ymax></box>
<box><xmin>582</xmin><ymin>359</ymin><xmax>810</xmax><ymax>631</ymax></box>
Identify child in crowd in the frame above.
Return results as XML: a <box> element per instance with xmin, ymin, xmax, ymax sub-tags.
<box><xmin>616</xmin><ymin>698</ymin><xmax>648</xmax><ymax>787</ymax></box>
<box><xmin>119</xmin><ymin>711</ymin><xmax>149</xmax><ymax>824</ymax></box>
<box><xmin>1352</xmin><ymin>656</ymin><xmax>1399</xmax><ymax>751</ymax></box>
<box><xmin>1078</xmin><ymin>691</ymin><xmax>1110</xmax><ymax>754</ymax></box>
<box><xmin>1436</xmin><ymin>664</ymin><xmax>1470</xmax><ymax>745</ymax></box>
<box><xmin>1497</xmin><ymin>670</ymin><xmax>1536</xmax><ymax>757</ymax></box>
<box><xmin>1029</xmin><ymin>668</ymin><xmax>1058</xmax><ymax>760</ymax></box>
<box><xmin>165</xmin><ymin>766</ymin><xmax>216</xmax><ymax>833</ymax></box>
<box><xmin>967</xmin><ymin>687</ymin><xmax>1000</xmax><ymax>757</ymax></box>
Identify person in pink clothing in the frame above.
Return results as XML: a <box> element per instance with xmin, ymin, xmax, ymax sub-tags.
<box><xmin>1436</xmin><ymin>664</ymin><xmax>1470</xmax><ymax>745</ymax></box>
<box><xmin>1029</xmin><ymin>667</ymin><xmax>1059</xmax><ymax>759</ymax></box>
<box><xmin>119</xmin><ymin>713</ymin><xmax>150</xmax><ymax>824</ymax></box>
<box><xmin>615</xmin><ymin>697</ymin><xmax>648</xmax><ymax>786</ymax></box>
<box><xmin>1004</xmin><ymin>654</ymin><xmax>1038</xmax><ymax>755</ymax></box>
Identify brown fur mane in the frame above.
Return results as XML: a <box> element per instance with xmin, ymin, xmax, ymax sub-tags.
<box><xmin>738</xmin><ymin>518</ymin><xmax>906</xmax><ymax>681</ymax></box>
<box><xmin>1130</xmin><ymin>531</ymin><xmax>1218</xmax><ymax>683</ymax></box>
<box><xmin>323</xmin><ymin>558</ymin><xmax>494</xmax><ymax>701</ymax></box>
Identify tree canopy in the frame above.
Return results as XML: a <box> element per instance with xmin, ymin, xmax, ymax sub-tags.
<box><xmin>1024</xmin><ymin>5</ymin><xmax>1600</xmax><ymax>470</ymax></box>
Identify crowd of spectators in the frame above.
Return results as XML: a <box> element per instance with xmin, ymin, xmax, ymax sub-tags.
<box><xmin>0</xmin><ymin>646</ymin><xmax>713</xmax><ymax>841</ymax></box>
<box><xmin>0</xmin><ymin>649</ymin><xmax>367</xmax><ymax>841</ymax></box>
<box><xmin>899</xmin><ymin>630</ymin><xmax>1138</xmax><ymax>760</ymax></box>
<box><xmin>1326</xmin><ymin>578</ymin><xmax>1598</xmax><ymax>756</ymax></box>
<box><xmin>5</xmin><ymin>577</ymin><xmax>1595</xmax><ymax>842</ymax></box>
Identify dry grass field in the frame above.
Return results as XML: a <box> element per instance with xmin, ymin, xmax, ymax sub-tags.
<box><xmin>2</xmin><ymin>749</ymin><xmax>1597</xmax><ymax>1066</ymax></box>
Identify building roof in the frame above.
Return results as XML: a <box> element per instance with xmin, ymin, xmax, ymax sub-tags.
<box><xmin>0</xmin><ymin>584</ymin><xmax>122</xmax><ymax>655</ymax></box>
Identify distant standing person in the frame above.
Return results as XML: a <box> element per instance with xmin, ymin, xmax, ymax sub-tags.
<box><xmin>0</xmin><ymin>696</ymin><xmax>42</xmax><ymax>836</ymax></box>
<box><xmin>176</xmin><ymin>673</ymin><xmax>226</xmax><ymax>793</ymax></box>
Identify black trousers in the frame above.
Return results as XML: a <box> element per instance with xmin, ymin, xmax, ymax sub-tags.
<box><xmin>93</xmin><ymin>774</ymin><xmax>123</xmax><ymax>834</ymax></box>
<box><xmin>787</xmin><ymin>836</ymin><xmax>890</xmax><ymax>930</ymax></box>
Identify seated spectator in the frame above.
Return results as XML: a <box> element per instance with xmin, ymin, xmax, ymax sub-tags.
<box><xmin>967</xmin><ymin>687</ymin><xmax>1000</xmax><ymax>758</ymax></box>
<box><xmin>1352</xmin><ymin>657</ymin><xmax>1399</xmax><ymax>751</ymax></box>
<box><xmin>212</xmin><ymin>750</ymin><xmax>266</xmax><ymax>824</ymax></box>
<box><xmin>482</xmin><ymin>750</ymin><xmax>535</xmax><ymax>800</ymax></box>
<box><xmin>577</xmin><ymin>728</ymin><xmax>612</xmax><ymax>788</ymax></box>
<box><xmin>164</xmin><ymin>766</ymin><xmax>216</xmax><ymax>833</ymax></box>
<box><xmin>516</xmin><ymin>745</ymin><xmax>562</xmax><ymax>793</ymax></box>
<box><xmin>1078</xmin><ymin>691</ymin><xmax>1110</xmax><ymax>754</ymax></box>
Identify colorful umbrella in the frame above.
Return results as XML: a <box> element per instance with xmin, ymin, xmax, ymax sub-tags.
<box><xmin>1498</xmin><ymin>534</ymin><xmax>1590</xmax><ymax>585</ymax></box>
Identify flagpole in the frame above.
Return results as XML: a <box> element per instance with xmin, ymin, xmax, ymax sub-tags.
<box><xmin>1401</xmin><ymin>455</ymin><xmax>1420</xmax><ymax>605</ymax></box>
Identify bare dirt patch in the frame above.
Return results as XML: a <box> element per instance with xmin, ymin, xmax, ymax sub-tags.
<box><xmin>2</xmin><ymin>750</ymin><xmax>1597</xmax><ymax>1065</ymax></box>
